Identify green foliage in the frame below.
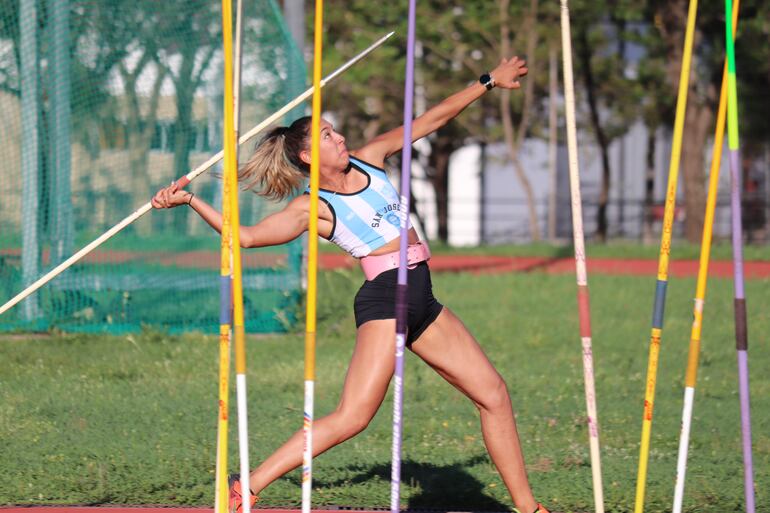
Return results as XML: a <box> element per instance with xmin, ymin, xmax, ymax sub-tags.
<box><xmin>1</xmin><ymin>270</ymin><xmax>768</xmax><ymax>511</ymax></box>
<box><xmin>318</xmin><ymin>0</ymin><xmax>770</xmax><ymax>147</ymax></box>
<box><xmin>320</xmin><ymin>1</ymin><xmax>538</xmax><ymax>149</ymax></box>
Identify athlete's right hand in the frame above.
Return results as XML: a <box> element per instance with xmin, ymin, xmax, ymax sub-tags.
<box><xmin>151</xmin><ymin>182</ymin><xmax>193</xmax><ymax>209</ymax></box>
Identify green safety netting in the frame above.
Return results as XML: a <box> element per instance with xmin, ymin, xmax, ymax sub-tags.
<box><xmin>0</xmin><ymin>0</ymin><xmax>306</xmax><ymax>333</ymax></box>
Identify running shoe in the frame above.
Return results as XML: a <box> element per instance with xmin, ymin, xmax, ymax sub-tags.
<box><xmin>228</xmin><ymin>474</ymin><xmax>258</xmax><ymax>513</ymax></box>
<box><xmin>515</xmin><ymin>503</ymin><xmax>550</xmax><ymax>513</ymax></box>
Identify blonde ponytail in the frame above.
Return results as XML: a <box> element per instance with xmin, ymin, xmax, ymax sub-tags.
<box><xmin>238</xmin><ymin>116</ymin><xmax>312</xmax><ymax>201</ymax></box>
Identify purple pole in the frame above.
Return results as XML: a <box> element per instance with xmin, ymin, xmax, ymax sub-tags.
<box><xmin>391</xmin><ymin>1</ymin><xmax>416</xmax><ymax>512</ymax></box>
<box><xmin>730</xmin><ymin>149</ymin><xmax>755</xmax><ymax>513</ymax></box>
<box><xmin>725</xmin><ymin>2</ymin><xmax>755</xmax><ymax>509</ymax></box>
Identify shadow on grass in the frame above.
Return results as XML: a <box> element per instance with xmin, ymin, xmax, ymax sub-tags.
<box><xmin>515</xmin><ymin>244</ymin><xmax>576</xmax><ymax>274</ymax></box>
<box><xmin>315</xmin><ymin>454</ymin><xmax>511</xmax><ymax>511</ymax></box>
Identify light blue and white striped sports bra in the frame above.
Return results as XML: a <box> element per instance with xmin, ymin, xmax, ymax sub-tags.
<box><xmin>307</xmin><ymin>156</ymin><xmax>403</xmax><ymax>258</ymax></box>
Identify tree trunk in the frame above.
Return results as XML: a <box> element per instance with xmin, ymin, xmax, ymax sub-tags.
<box><xmin>427</xmin><ymin>134</ymin><xmax>455</xmax><ymax>243</ymax></box>
<box><xmin>499</xmin><ymin>0</ymin><xmax>541</xmax><ymax>241</ymax></box>
<box><xmin>547</xmin><ymin>42</ymin><xmax>558</xmax><ymax>241</ymax></box>
<box><xmin>642</xmin><ymin>129</ymin><xmax>656</xmax><ymax>244</ymax></box>
<box><xmin>680</xmin><ymin>104</ymin><xmax>711</xmax><ymax>242</ymax></box>
<box><xmin>657</xmin><ymin>0</ymin><xmax>712</xmax><ymax>244</ymax></box>
<box><xmin>170</xmin><ymin>44</ymin><xmax>216</xmax><ymax>233</ymax></box>
<box><xmin>577</xmin><ymin>28</ymin><xmax>611</xmax><ymax>242</ymax></box>
<box><xmin>120</xmin><ymin>52</ymin><xmax>159</xmax><ymax>236</ymax></box>
<box><xmin>171</xmin><ymin>48</ymin><xmax>196</xmax><ymax>233</ymax></box>
<box><xmin>615</xmin><ymin>17</ymin><xmax>627</xmax><ymax>237</ymax></box>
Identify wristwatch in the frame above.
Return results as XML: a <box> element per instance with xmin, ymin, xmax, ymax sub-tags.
<box><xmin>479</xmin><ymin>72</ymin><xmax>496</xmax><ymax>90</ymax></box>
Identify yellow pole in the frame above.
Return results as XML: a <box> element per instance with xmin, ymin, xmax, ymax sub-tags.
<box><xmin>228</xmin><ymin>0</ymin><xmax>252</xmax><ymax>511</ymax></box>
<box><xmin>634</xmin><ymin>2</ymin><xmax>698</xmax><ymax>512</ymax></box>
<box><xmin>671</xmin><ymin>3</ymin><xmax>739</xmax><ymax>511</ymax></box>
<box><xmin>214</xmin><ymin>0</ymin><xmax>238</xmax><ymax>512</ymax></box>
<box><xmin>302</xmin><ymin>1</ymin><xmax>323</xmax><ymax>511</ymax></box>
<box><xmin>686</xmin><ymin>0</ymin><xmax>739</xmax><ymax>396</ymax></box>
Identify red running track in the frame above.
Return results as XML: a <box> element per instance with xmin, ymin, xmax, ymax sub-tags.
<box><xmin>319</xmin><ymin>254</ymin><xmax>770</xmax><ymax>278</ymax></box>
<box><xmin>0</xmin><ymin>508</ymin><xmax>487</xmax><ymax>513</ymax></box>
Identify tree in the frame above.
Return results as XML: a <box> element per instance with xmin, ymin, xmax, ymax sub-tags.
<box><xmin>316</xmin><ymin>1</ymin><xmax>770</xmax><ymax>243</ymax></box>
<box><xmin>0</xmin><ymin>0</ymin><xmax>131</xmax><ymax>237</ymax></box>
<box><xmin>320</xmin><ymin>1</ymin><xmax>548</xmax><ymax>242</ymax></box>
<box><xmin>568</xmin><ymin>0</ymin><xmax>643</xmax><ymax>241</ymax></box>
<box><xmin>0</xmin><ymin>0</ymin><xmax>21</xmax><ymax>97</ymax></box>
<box><xmin>633</xmin><ymin>0</ymin><xmax>770</xmax><ymax>242</ymax></box>
<box><xmin>84</xmin><ymin>0</ymin><xmax>170</xmax><ymax>235</ymax></box>
<box><xmin>153</xmin><ymin>1</ymin><xmax>221</xmax><ymax>232</ymax></box>
<box><xmin>499</xmin><ymin>0</ymin><xmax>541</xmax><ymax>241</ymax></box>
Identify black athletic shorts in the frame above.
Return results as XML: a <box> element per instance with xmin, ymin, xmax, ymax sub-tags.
<box><xmin>353</xmin><ymin>261</ymin><xmax>444</xmax><ymax>345</ymax></box>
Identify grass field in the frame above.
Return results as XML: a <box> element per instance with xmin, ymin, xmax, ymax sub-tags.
<box><xmin>1</xmin><ymin>267</ymin><xmax>768</xmax><ymax>512</ymax></box>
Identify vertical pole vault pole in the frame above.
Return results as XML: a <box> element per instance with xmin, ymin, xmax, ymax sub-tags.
<box><xmin>214</xmin><ymin>0</ymin><xmax>236</xmax><ymax>511</ymax></box>
<box><xmin>303</xmin><ymin>0</ymin><xmax>324</xmax><ymax>511</ymax></box>
<box><xmin>724</xmin><ymin>2</ymin><xmax>755</xmax><ymax>511</ymax></box>
<box><xmin>229</xmin><ymin>0</ymin><xmax>252</xmax><ymax>511</ymax></box>
<box><xmin>391</xmin><ymin>2</ymin><xmax>417</xmax><ymax>512</ymax></box>
<box><xmin>671</xmin><ymin>3</ymin><xmax>740</xmax><ymax>513</ymax></box>
<box><xmin>633</xmin><ymin>2</ymin><xmax>698</xmax><ymax>512</ymax></box>
<box><xmin>559</xmin><ymin>3</ymin><xmax>604</xmax><ymax>513</ymax></box>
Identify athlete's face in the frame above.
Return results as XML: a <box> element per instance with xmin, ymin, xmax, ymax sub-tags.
<box><xmin>301</xmin><ymin>118</ymin><xmax>349</xmax><ymax>169</ymax></box>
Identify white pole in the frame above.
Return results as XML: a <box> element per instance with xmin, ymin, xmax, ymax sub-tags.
<box><xmin>672</xmin><ymin>387</ymin><xmax>695</xmax><ymax>513</ymax></box>
<box><xmin>560</xmin><ymin>2</ymin><xmax>605</xmax><ymax>512</ymax></box>
<box><xmin>0</xmin><ymin>31</ymin><xmax>394</xmax><ymax>318</ymax></box>
<box><xmin>231</xmin><ymin>2</ymin><xmax>252</xmax><ymax>512</ymax></box>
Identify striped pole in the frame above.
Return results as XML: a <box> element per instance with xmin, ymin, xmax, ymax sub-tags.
<box><xmin>0</xmin><ymin>32</ymin><xmax>394</xmax><ymax>318</ymax></box>
<box><xmin>214</xmin><ymin>1</ymin><xmax>236</xmax><ymax>511</ymax></box>
<box><xmin>390</xmin><ymin>2</ymin><xmax>417</xmax><ymax>512</ymax></box>
<box><xmin>671</xmin><ymin>3</ymin><xmax>741</xmax><ymax>512</ymax></box>
<box><xmin>633</xmin><ymin>2</ymin><xmax>699</xmax><ymax>512</ymax></box>
<box><xmin>214</xmin><ymin>197</ymin><xmax>232</xmax><ymax>513</ymax></box>
<box><xmin>559</xmin><ymin>3</ymin><xmax>604</xmax><ymax>513</ymax></box>
<box><xmin>724</xmin><ymin>3</ymin><xmax>755</xmax><ymax>511</ymax></box>
<box><xmin>302</xmin><ymin>0</ymin><xmax>324</xmax><ymax>511</ymax></box>
<box><xmin>229</xmin><ymin>1</ymin><xmax>252</xmax><ymax>511</ymax></box>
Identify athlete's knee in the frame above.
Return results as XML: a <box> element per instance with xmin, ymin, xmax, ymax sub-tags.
<box><xmin>476</xmin><ymin>373</ymin><xmax>512</xmax><ymax>413</ymax></box>
<box><xmin>334</xmin><ymin>405</ymin><xmax>376</xmax><ymax>440</ymax></box>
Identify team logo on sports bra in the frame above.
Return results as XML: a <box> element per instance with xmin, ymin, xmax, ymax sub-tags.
<box><xmin>371</xmin><ymin>203</ymin><xmax>401</xmax><ymax>228</ymax></box>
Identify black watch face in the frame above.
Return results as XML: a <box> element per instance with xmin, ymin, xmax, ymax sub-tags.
<box><xmin>480</xmin><ymin>73</ymin><xmax>491</xmax><ymax>84</ymax></box>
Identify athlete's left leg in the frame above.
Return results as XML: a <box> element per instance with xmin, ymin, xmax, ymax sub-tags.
<box><xmin>409</xmin><ymin>307</ymin><xmax>539</xmax><ymax>513</ymax></box>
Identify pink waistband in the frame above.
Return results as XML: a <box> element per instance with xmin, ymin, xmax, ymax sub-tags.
<box><xmin>359</xmin><ymin>241</ymin><xmax>431</xmax><ymax>281</ymax></box>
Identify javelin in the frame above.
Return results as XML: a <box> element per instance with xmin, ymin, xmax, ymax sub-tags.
<box><xmin>559</xmin><ymin>2</ymin><xmax>604</xmax><ymax>512</ymax></box>
<box><xmin>301</xmin><ymin>0</ymin><xmax>325</xmax><ymax>511</ymax></box>
<box><xmin>725</xmin><ymin>0</ymin><xmax>754</xmax><ymax>506</ymax></box>
<box><xmin>213</xmin><ymin>0</ymin><xmax>244</xmax><ymax>512</ymax></box>
<box><xmin>229</xmin><ymin>0</ymin><xmax>253</xmax><ymax>512</ymax></box>
<box><xmin>634</xmin><ymin>1</ymin><xmax>699</xmax><ymax>511</ymax></box>
<box><xmin>670</xmin><ymin>3</ymin><xmax>742</xmax><ymax>512</ymax></box>
<box><xmin>724</xmin><ymin>1</ymin><xmax>755</xmax><ymax>511</ymax></box>
<box><xmin>390</xmin><ymin>1</ymin><xmax>417</xmax><ymax>511</ymax></box>
<box><xmin>0</xmin><ymin>30</ymin><xmax>394</xmax><ymax>318</ymax></box>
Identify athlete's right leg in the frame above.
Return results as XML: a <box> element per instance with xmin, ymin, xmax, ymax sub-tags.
<box><xmin>247</xmin><ymin>319</ymin><xmax>397</xmax><ymax>495</ymax></box>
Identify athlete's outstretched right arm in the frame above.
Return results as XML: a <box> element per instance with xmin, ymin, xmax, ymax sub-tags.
<box><xmin>151</xmin><ymin>184</ymin><xmax>310</xmax><ymax>248</ymax></box>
